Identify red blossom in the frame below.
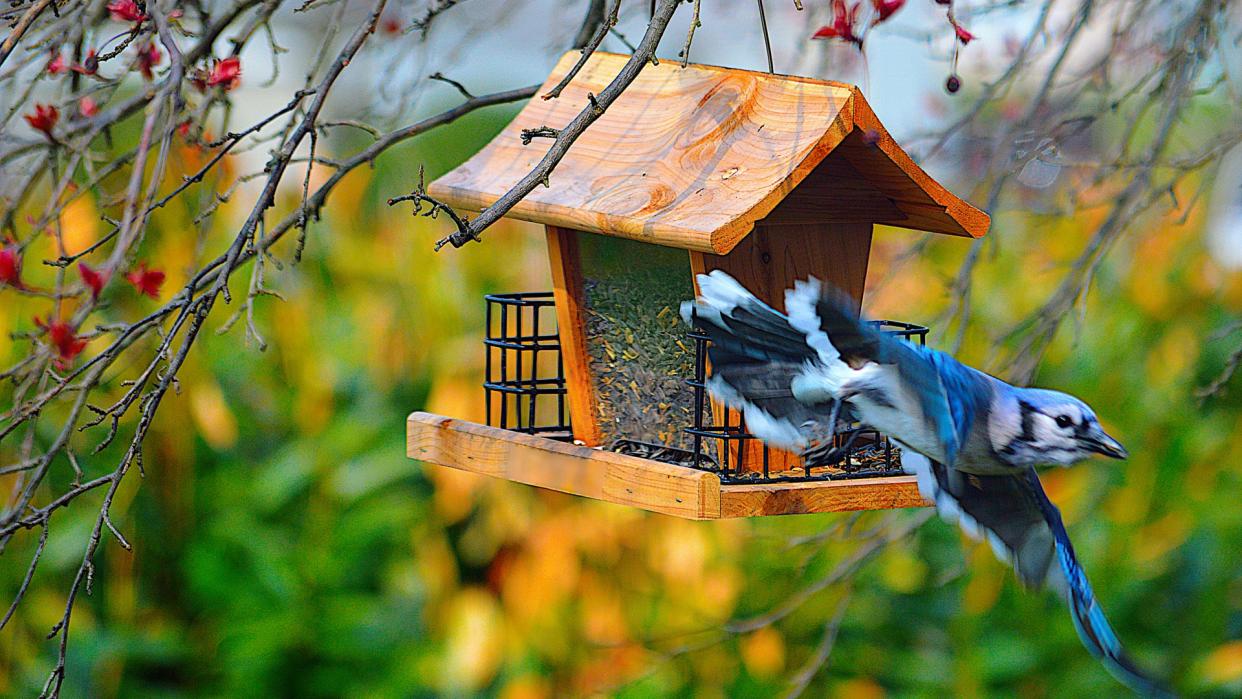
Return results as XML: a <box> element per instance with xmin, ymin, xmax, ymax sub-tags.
<box><xmin>46</xmin><ymin>53</ymin><xmax>67</xmax><ymax>75</ymax></box>
<box><xmin>137</xmin><ymin>42</ymin><xmax>162</xmax><ymax>80</ymax></box>
<box><xmin>107</xmin><ymin>0</ymin><xmax>146</xmax><ymax>23</ymax></box>
<box><xmin>24</xmin><ymin>103</ymin><xmax>59</xmax><ymax>138</ymax></box>
<box><xmin>954</xmin><ymin>23</ymin><xmax>975</xmax><ymax>44</ymax></box>
<box><xmin>872</xmin><ymin>0</ymin><xmax>905</xmax><ymax>23</ymax></box>
<box><xmin>205</xmin><ymin>56</ymin><xmax>241</xmax><ymax>91</ymax></box>
<box><xmin>125</xmin><ymin>261</ymin><xmax>164</xmax><ymax>298</ymax></box>
<box><xmin>79</xmin><ymin>262</ymin><xmax>107</xmax><ymax>299</ymax></box>
<box><xmin>71</xmin><ymin>50</ymin><xmax>99</xmax><ymax>76</ymax></box>
<box><xmin>35</xmin><ymin>317</ymin><xmax>88</xmax><ymax>368</ymax></box>
<box><xmin>381</xmin><ymin>16</ymin><xmax>402</xmax><ymax>34</ymax></box>
<box><xmin>176</xmin><ymin>120</ymin><xmax>192</xmax><ymax>138</ymax></box>
<box><xmin>79</xmin><ymin>96</ymin><xmax>99</xmax><ymax>118</ymax></box>
<box><xmin>0</xmin><ymin>243</ymin><xmax>23</xmax><ymax>289</ymax></box>
<box><xmin>812</xmin><ymin>0</ymin><xmax>864</xmax><ymax>47</ymax></box>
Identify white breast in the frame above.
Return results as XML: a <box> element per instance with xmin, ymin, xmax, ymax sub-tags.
<box><xmin>844</xmin><ymin>363</ymin><xmax>948</xmax><ymax>464</ymax></box>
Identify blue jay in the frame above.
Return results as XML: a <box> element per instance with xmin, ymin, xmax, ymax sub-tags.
<box><xmin>682</xmin><ymin>270</ymin><xmax>1171</xmax><ymax>697</ymax></box>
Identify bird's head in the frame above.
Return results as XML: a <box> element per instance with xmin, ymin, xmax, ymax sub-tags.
<box><xmin>996</xmin><ymin>389</ymin><xmax>1128</xmax><ymax>467</ymax></box>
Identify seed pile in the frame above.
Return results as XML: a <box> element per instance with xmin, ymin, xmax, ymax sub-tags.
<box><xmin>582</xmin><ymin>271</ymin><xmax>698</xmax><ymax>450</ymax></box>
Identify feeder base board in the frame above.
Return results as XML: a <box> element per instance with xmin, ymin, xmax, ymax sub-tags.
<box><xmin>407</xmin><ymin>412</ymin><xmax>928</xmax><ymax>519</ymax></box>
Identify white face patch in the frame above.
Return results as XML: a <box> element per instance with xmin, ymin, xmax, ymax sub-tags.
<box><xmin>988</xmin><ymin>393</ymin><xmax>1022</xmax><ymax>456</ymax></box>
<box><xmin>998</xmin><ymin>397</ymin><xmax>1100</xmax><ymax>467</ymax></box>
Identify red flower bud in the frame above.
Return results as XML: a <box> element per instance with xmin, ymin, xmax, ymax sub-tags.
<box><xmin>35</xmin><ymin>317</ymin><xmax>88</xmax><ymax>368</ymax></box>
<box><xmin>205</xmin><ymin>56</ymin><xmax>241</xmax><ymax>91</ymax></box>
<box><xmin>79</xmin><ymin>262</ymin><xmax>107</xmax><ymax>299</ymax></box>
<box><xmin>954</xmin><ymin>23</ymin><xmax>975</xmax><ymax>45</ymax></box>
<box><xmin>871</xmin><ymin>0</ymin><xmax>905</xmax><ymax>23</ymax></box>
<box><xmin>79</xmin><ymin>96</ymin><xmax>99</xmax><ymax>118</ymax></box>
<box><xmin>812</xmin><ymin>0</ymin><xmax>864</xmax><ymax>47</ymax></box>
<box><xmin>138</xmin><ymin>42</ymin><xmax>162</xmax><ymax>80</ymax></box>
<box><xmin>946</xmin><ymin>74</ymin><xmax>962</xmax><ymax>93</ymax></box>
<box><xmin>0</xmin><ymin>243</ymin><xmax>23</xmax><ymax>289</ymax></box>
<box><xmin>46</xmin><ymin>53</ymin><xmax>67</xmax><ymax>75</ymax></box>
<box><xmin>107</xmin><ymin>0</ymin><xmax>146</xmax><ymax>23</ymax></box>
<box><xmin>125</xmin><ymin>261</ymin><xmax>165</xmax><ymax>299</ymax></box>
<box><xmin>24</xmin><ymin>103</ymin><xmax>59</xmax><ymax>138</ymax></box>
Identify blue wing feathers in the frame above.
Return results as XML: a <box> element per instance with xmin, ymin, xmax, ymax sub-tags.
<box><xmin>916</xmin><ymin>346</ymin><xmax>991</xmax><ymax>465</ymax></box>
<box><xmin>1029</xmin><ymin>471</ymin><xmax>1175</xmax><ymax>698</ymax></box>
<box><xmin>811</xmin><ymin>288</ymin><xmax>991</xmax><ymax>467</ymax></box>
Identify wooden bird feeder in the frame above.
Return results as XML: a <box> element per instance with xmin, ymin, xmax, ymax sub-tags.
<box><xmin>407</xmin><ymin>51</ymin><xmax>989</xmax><ymax>519</ymax></box>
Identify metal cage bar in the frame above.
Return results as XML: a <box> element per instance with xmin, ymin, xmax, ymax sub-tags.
<box><xmin>483</xmin><ymin>293</ymin><xmax>572</xmax><ymax>440</ymax></box>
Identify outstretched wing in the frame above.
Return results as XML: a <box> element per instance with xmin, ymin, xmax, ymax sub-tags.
<box><xmin>787</xmin><ymin>278</ymin><xmax>991</xmax><ymax>465</ymax></box>
<box><xmin>679</xmin><ymin>272</ymin><xmax>833</xmax><ymax>451</ymax></box>
<box><xmin>902</xmin><ymin>451</ymin><xmax>1173</xmax><ymax>697</ymax></box>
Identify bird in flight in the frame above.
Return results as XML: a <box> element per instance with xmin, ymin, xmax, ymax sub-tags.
<box><xmin>682</xmin><ymin>270</ymin><xmax>1171</xmax><ymax>697</ymax></box>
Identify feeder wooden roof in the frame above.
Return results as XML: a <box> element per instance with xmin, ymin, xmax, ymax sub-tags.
<box><xmin>428</xmin><ymin>51</ymin><xmax>990</xmax><ymax>254</ymax></box>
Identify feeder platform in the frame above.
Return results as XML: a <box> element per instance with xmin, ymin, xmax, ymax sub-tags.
<box><xmin>408</xmin><ymin>412</ymin><xmax>927</xmax><ymax>519</ymax></box>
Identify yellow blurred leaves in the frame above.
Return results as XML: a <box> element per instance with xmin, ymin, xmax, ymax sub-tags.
<box><xmin>415</xmin><ymin>530</ymin><xmax>459</xmax><ymax>602</ymax></box>
<box><xmin>189</xmin><ymin>378</ymin><xmax>238</xmax><ymax>449</ymax></box>
<box><xmin>442</xmin><ymin>587</ymin><xmax>505</xmax><ymax>693</ymax></box>
<box><xmin>653</xmin><ymin>520</ymin><xmax>709</xmax><ymax>581</ymax></box>
<box><xmin>499</xmin><ymin>513</ymin><xmax>582</xmax><ymax>631</ymax></box>
<box><xmin>1128</xmin><ymin>232</ymin><xmax>1179</xmax><ymax>319</ymax></box>
<box><xmin>58</xmin><ymin>195</ymin><xmax>99</xmax><ymax>258</ymax></box>
<box><xmin>1132</xmin><ymin>511</ymin><xmax>1191</xmax><ymax>570</ymax></box>
<box><xmin>268</xmin><ymin>296</ymin><xmax>337</xmax><ymax>434</ymax></box>
<box><xmin>879</xmin><ymin>546</ymin><xmax>927</xmax><ymax>594</ymax></box>
<box><xmin>1144</xmin><ymin>324</ymin><xmax>1199</xmax><ymax>389</ymax></box>
<box><xmin>1041</xmin><ymin>467</ymin><xmax>1090</xmax><ymax>524</ymax></box>
<box><xmin>427</xmin><ymin>375</ymin><xmax>485</xmax><ymax>426</ymax></box>
<box><xmin>498</xmin><ymin>674</ymin><xmax>552</xmax><ymax>699</ymax></box>
<box><xmin>963</xmin><ymin>546</ymin><xmax>1003</xmax><ymax>615</ymax></box>
<box><xmin>741</xmin><ymin>627</ymin><xmax>785</xmax><ymax>678</ymax></box>
<box><xmin>580</xmin><ymin>573</ymin><xmax>629</xmax><ymax>645</ymax></box>
<box><xmin>426</xmin><ymin>463</ymin><xmax>484</xmax><ymax>524</ymax></box>
<box><xmin>833</xmin><ymin>676</ymin><xmax>886</xmax><ymax>699</ymax></box>
<box><xmin>1104</xmin><ymin>456</ymin><xmax>1156</xmax><ymax>526</ymax></box>
<box><xmin>1197</xmin><ymin>641</ymin><xmax>1242</xmax><ymax>687</ymax></box>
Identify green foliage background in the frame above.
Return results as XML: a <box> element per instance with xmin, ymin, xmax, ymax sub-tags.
<box><xmin>1</xmin><ymin>97</ymin><xmax>1241</xmax><ymax>698</ymax></box>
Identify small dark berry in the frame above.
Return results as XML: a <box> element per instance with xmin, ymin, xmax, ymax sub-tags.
<box><xmin>946</xmin><ymin>75</ymin><xmax>961</xmax><ymax>93</ymax></box>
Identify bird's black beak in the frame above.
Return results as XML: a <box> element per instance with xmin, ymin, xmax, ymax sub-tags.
<box><xmin>1086</xmin><ymin>428</ymin><xmax>1128</xmax><ymax>460</ymax></box>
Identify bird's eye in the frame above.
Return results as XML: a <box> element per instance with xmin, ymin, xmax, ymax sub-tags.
<box><xmin>1054</xmin><ymin>415</ymin><xmax>1074</xmax><ymax>428</ymax></box>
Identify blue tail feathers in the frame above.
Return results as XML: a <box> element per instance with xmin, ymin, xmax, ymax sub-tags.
<box><xmin>1032</xmin><ymin>471</ymin><xmax>1175</xmax><ymax>698</ymax></box>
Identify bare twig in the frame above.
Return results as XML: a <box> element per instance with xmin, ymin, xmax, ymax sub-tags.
<box><xmin>520</xmin><ymin>125</ymin><xmax>560</xmax><ymax>144</ymax></box>
<box><xmin>412</xmin><ymin>0</ymin><xmax>682</xmax><ymax>250</ymax></box>
<box><xmin>0</xmin><ymin>0</ymin><xmax>55</xmax><ymax>69</ymax></box>
<box><xmin>428</xmin><ymin>71</ymin><xmax>474</xmax><ymax>99</ymax></box>
<box><xmin>1197</xmin><ymin>324</ymin><xmax>1242</xmax><ymax>401</ymax></box>
<box><xmin>542</xmin><ymin>0</ymin><xmax>621</xmax><ymax>101</ymax></box>
<box><xmin>680</xmin><ymin>0</ymin><xmax>704</xmax><ymax>68</ymax></box>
